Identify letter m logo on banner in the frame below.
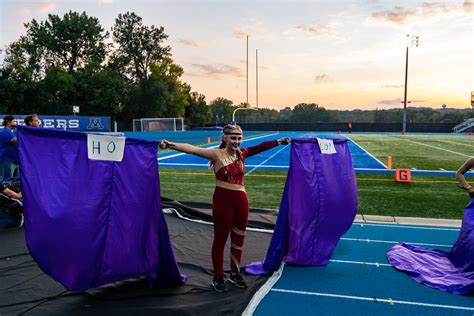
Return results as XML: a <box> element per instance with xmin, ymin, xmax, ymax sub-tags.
<box><xmin>87</xmin><ymin>118</ymin><xmax>104</xmax><ymax>130</ymax></box>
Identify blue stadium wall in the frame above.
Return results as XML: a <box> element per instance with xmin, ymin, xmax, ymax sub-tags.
<box><xmin>0</xmin><ymin>115</ymin><xmax>110</xmax><ymax>132</ymax></box>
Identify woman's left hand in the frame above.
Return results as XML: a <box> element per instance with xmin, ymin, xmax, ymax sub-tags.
<box><xmin>278</xmin><ymin>137</ymin><xmax>291</xmax><ymax>145</ymax></box>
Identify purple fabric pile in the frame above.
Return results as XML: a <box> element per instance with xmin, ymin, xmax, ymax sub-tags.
<box><xmin>246</xmin><ymin>138</ymin><xmax>358</xmax><ymax>275</ymax></box>
<box><xmin>387</xmin><ymin>199</ymin><xmax>474</xmax><ymax>295</ymax></box>
<box><xmin>17</xmin><ymin>126</ymin><xmax>183</xmax><ymax>291</ymax></box>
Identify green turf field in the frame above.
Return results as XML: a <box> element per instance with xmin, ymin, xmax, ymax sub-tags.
<box><xmin>159</xmin><ymin>133</ymin><xmax>474</xmax><ymax>220</ymax></box>
<box><xmin>347</xmin><ymin>134</ymin><xmax>473</xmax><ymax>171</ymax></box>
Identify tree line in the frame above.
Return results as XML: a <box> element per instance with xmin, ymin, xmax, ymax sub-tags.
<box><xmin>1</xmin><ymin>11</ymin><xmax>472</xmax><ymax>126</ymax></box>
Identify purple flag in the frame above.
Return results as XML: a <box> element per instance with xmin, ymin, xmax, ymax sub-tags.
<box><xmin>246</xmin><ymin>138</ymin><xmax>358</xmax><ymax>274</ymax></box>
<box><xmin>17</xmin><ymin>126</ymin><xmax>183</xmax><ymax>291</ymax></box>
<box><xmin>387</xmin><ymin>199</ymin><xmax>474</xmax><ymax>295</ymax></box>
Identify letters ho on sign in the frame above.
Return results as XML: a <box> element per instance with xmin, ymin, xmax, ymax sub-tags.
<box><xmin>87</xmin><ymin>134</ymin><xmax>125</xmax><ymax>162</ymax></box>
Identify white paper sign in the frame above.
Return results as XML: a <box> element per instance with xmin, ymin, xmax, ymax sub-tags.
<box><xmin>87</xmin><ymin>134</ymin><xmax>125</xmax><ymax>162</ymax></box>
<box><xmin>317</xmin><ymin>138</ymin><xmax>337</xmax><ymax>154</ymax></box>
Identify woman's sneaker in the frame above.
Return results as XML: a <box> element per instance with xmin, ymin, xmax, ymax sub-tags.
<box><xmin>229</xmin><ymin>273</ymin><xmax>248</xmax><ymax>289</ymax></box>
<box><xmin>211</xmin><ymin>276</ymin><xmax>228</xmax><ymax>292</ymax></box>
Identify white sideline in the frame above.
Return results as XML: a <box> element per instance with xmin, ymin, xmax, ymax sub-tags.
<box><xmin>245</xmin><ymin>145</ymin><xmax>289</xmax><ymax>176</ymax></box>
<box><xmin>270</xmin><ymin>288</ymin><xmax>474</xmax><ymax>311</ymax></box>
<box><xmin>346</xmin><ymin>137</ymin><xmax>388</xmax><ymax>168</ymax></box>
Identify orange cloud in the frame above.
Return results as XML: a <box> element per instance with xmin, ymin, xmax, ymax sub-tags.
<box><xmin>378</xmin><ymin>98</ymin><xmax>403</xmax><ymax>106</ymax></box>
<box><xmin>372</xmin><ymin>3</ymin><xmax>451</xmax><ymax>24</ymax></box>
<box><xmin>233</xmin><ymin>30</ymin><xmax>248</xmax><ymax>40</ymax></box>
<box><xmin>314</xmin><ymin>74</ymin><xmax>332</xmax><ymax>83</ymax></box>
<box><xmin>177</xmin><ymin>39</ymin><xmax>200</xmax><ymax>48</ymax></box>
<box><xmin>382</xmin><ymin>84</ymin><xmax>404</xmax><ymax>88</ymax></box>
<box><xmin>372</xmin><ymin>6</ymin><xmax>419</xmax><ymax>23</ymax></box>
<box><xmin>295</xmin><ymin>23</ymin><xmax>331</xmax><ymax>35</ymax></box>
<box><xmin>191</xmin><ymin>64</ymin><xmax>245</xmax><ymax>78</ymax></box>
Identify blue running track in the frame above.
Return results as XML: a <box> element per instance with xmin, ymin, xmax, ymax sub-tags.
<box><xmin>253</xmin><ymin>223</ymin><xmax>473</xmax><ymax>315</ymax></box>
<box><xmin>156</xmin><ymin>132</ymin><xmax>385</xmax><ymax>171</ymax></box>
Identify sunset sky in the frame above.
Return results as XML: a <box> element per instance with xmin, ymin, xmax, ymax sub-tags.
<box><xmin>1</xmin><ymin>0</ymin><xmax>473</xmax><ymax>110</ymax></box>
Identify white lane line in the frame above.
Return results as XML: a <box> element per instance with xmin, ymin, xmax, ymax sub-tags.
<box><xmin>270</xmin><ymin>289</ymin><xmax>474</xmax><ymax>311</ymax></box>
<box><xmin>245</xmin><ymin>145</ymin><xmax>290</xmax><ymax>176</ymax></box>
<box><xmin>398</xmin><ymin>138</ymin><xmax>471</xmax><ymax>157</ymax></box>
<box><xmin>329</xmin><ymin>259</ymin><xmax>391</xmax><ymax>267</ymax></box>
<box><xmin>341</xmin><ymin>237</ymin><xmax>452</xmax><ymax>248</ymax></box>
<box><xmin>352</xmin><ymin>222</ymin><xmax>460</xmax><ymax>231</ymax></box>
<box><xmin>346</xmin><ymin>138</ymin><xmax>387</xmax><ymax>168</ymax></box>
<box><xmin>157</xmin><ymin>133</ymin><xmax>280</xmax><ymax>161</ymax></box>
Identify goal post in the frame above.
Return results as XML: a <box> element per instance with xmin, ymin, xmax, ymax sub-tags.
<box><xmin>132</xmin><ymin>118</ymin><xmax>184</xmax><ymax>132</ymax></box>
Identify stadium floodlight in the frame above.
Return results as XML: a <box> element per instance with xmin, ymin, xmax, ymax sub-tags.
<box><xmin>132</xmin><ymin>118</ymin><xmax>184</xmax><ymax>132</ymax></box>
<box><xmin>402</xmin><ymin>34</ymin><xmax>420</xmax><ymax>134</ymax></box>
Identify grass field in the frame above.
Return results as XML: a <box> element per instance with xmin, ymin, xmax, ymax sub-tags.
<box><xmin>347</xmin><ymin>134</ymin><xmax>473</xmax><ymax>171</ymax></box>
<box><xmin>159</xmin><ymin>133</ymin><xmax>474</xmax><ymax>220</ymax></box>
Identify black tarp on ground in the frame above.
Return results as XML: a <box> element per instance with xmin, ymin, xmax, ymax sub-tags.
<box><xmin>0</xmin><ymin>201</ymin><xmax>278</xmax><ymax>316</ymax></box>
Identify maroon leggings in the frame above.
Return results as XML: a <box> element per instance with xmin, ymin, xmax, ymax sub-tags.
<box><xmin>212</xmin><ymin>186</ymin><xmax>249</xmax><ymax>277</ymax></box>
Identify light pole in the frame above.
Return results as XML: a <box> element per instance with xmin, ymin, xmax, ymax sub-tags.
<box><xmin>402</xmin><ymin>34</ymin><xmax>419</xmax><ymax>134</ymax></box>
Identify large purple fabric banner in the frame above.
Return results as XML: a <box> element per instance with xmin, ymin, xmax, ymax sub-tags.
<box><xmin>387</xmin><ymin>199</ymin><xmax>474</xmax><ymax>295</ymax></box>
<box><xmin>17</xmin><ymin>126</ymin><xmax>183</xmax><ymax>291</ymax></box>
<box><xmin>246</xmin><ymin>138</ymin><xmax>358</xmax><ymax>274</ymax></box>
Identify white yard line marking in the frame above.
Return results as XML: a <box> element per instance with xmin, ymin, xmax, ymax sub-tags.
<box><xmin>437</xmin><ymin>139</ymin><xmax>474</xmax><ymax>148</ymax></box>
<box><xmin>270</xmin><ymin>289</ymin><xmax>474</xmax><ymax>311</ymax></box>
<box><xmin>346</xmin><ymin>137</ymin><xmax>387</xmax><ymax>168</ymax></box>
<box><xmin>397</xmin><ymin>138</ymin><xmax>471</xmax><ymax>157</ymax></box>
<box><xmin>245</xmin><ymin>145</ymin><xmax>289</xmax><ymax>176</ymax></box>
<box><xmin>157</xmin><ymin>133</ymin><xmax>280</xmax><ymax>161</ymax></box>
